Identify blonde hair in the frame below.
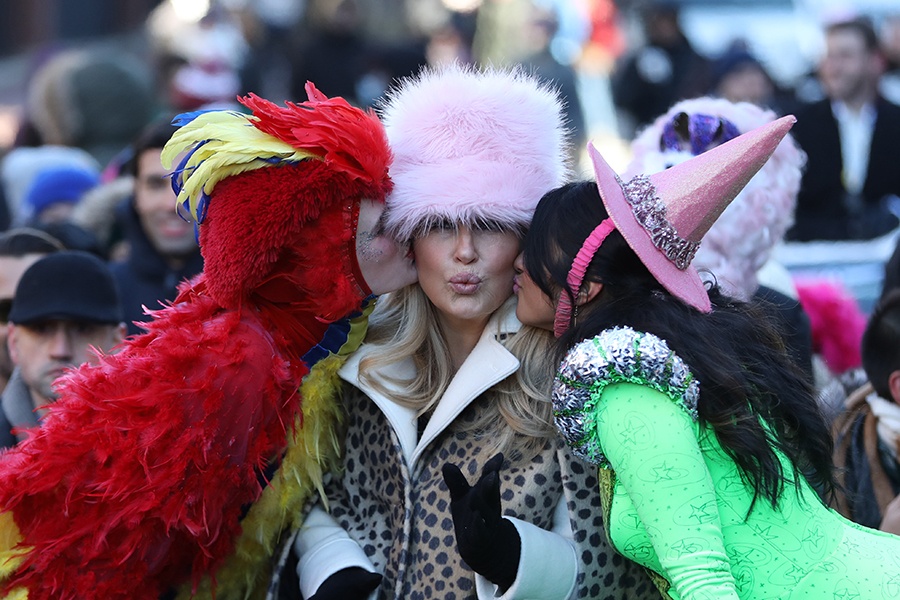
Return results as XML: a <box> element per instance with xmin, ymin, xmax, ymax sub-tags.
<box><xmin>359</xmin><ymin>286</ymin><xmax>556</xmax><ymax>459</ymax></box>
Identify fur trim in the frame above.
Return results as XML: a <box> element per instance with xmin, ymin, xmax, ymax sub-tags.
<box><xmin>70</xmin><ymin>175</ymin><xmax>134</xmax><ymax>247</ymax></box>
<box><xmin>379</xmin><ymin>63</ymin><xmax>570</xmax><ymax>240</ymax></box>
<box><xmin>625</xmin><ymin>97</ymin><xmax>806</xmax><ymax>300</ymax></box>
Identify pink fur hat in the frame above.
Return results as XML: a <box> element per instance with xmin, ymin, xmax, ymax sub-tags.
<box><xmin>379</xmin><ymin>63</ymin><xmax>570</xmax><ymax>240</ymax></box>
<box><xmin>625</xmin><ymin>97</ymin><xmax>806</xmax><ymax>300</ymax></box>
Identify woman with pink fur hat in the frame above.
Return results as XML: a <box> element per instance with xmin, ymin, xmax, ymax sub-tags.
<box><xmin>278</xmin><ymin>64</ymin><xmax>656</xmax><ymax>600</ymax></box>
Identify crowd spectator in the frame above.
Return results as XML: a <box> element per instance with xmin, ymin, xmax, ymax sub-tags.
<box><xmin>0</xmin><ymin>251</ymin><xmax>124</xmax><ymax>449</ymax></box>
<box><xmin>109</xmin><ymin>118</ymin><xmax>203</xmax><ymax>336</ymax></box>
<box><xmin>1</xmin><ymin>146</ymin><xmax>100</xmax><ymax>228</ymax></box>
<box><xmin>708</xmin><ymin>41</ymin><xmax>795</xmax><ymax>114</ymax></box>
<box><xmin>521</xmin><ymin>4</ymin><xmax>587</xmax><ymax>166</ymax></box>
<box><xmin>22</xmin><ymin>164</ymin><xmax>100</xmax><ymax>226</ymax></box>
<box><xmin>611</xmin><ymin>1</ymin><xmax>710</xmax><ymax>136</ymax></box>
<box><xmin>788</xmin><ymin>17</ymin><xmax>900</xmax><ymax>241</ymax></box>
<box><xmin>0</xmin><ymin>228</ymin><xmax>63</xmax><ymax>394</ymax></box>
<box><xmin>19</xmin><ymin>49</ymin><xmax>157</xmax><ymax>168</ymax></box>
<box><xmin>832</xmin><ymin>289</ymin><xmax>900</xmax><ymax>533</ymax></box>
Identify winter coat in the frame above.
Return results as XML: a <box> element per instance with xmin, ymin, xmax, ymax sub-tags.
<box><xmin>0</xmin><ymin>368</ymin><xmax>39</xmax><ymax>449</ymax></box>
<box><xmin>287</xmin><ymin>307</ymin><xmax>656</xmax><ymax>600</ymax></box>
<box><xmin>832</xmin><ymin>382</ymin><xmax>900</xmax><ymax>528</ymax></box>
<box><xmin>109</xmin><ymin>197</ymin><xmax>203</xmax><ymax>336</ymax></box>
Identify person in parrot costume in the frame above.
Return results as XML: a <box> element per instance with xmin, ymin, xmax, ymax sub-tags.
<box><xmin>0</xmin><ymin>84</ymin><xmax>417</xmax><ymax>600</ymax></box>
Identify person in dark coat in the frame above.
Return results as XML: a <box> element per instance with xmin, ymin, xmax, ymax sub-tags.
<box><xmin>110</xmin><ymin>118</ymin><xmax>203</xmax><ymax>335</ymax></box>
<box><xmin>788</xmin><ymin>17</ymin><xmax>900</xmax><ymax>241</ymax></box>
<box><xmin>611</xmin><ymin>2</ymin><xmax>710</xmax><ymax>135</ymax></box>
<box><xmin>832</xmin><ymin>289</ymin><xmax>900</xmax><ymax>532</ymax></box>
<box><xmin>0</xmin><ymin>252</ymin><xmax>125</xmax><ymax>449</ymax></box>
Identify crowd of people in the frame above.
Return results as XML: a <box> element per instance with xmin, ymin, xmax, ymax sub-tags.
<box><xmin>0</xmin><ymin>0</ymin><xmax>899</xmax><ymax>598</ymax></box>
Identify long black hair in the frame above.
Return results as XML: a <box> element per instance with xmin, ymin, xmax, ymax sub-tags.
<box><xmin>523</xmin><ymin>180</ymin><xmax>835</xmax><ymax>508</ymax></box>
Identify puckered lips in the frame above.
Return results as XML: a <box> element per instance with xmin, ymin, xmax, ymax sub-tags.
<box><xmin>449</xmin><ymin>272</ymin><xmax>482</xmax><ymax>295</ymax></box>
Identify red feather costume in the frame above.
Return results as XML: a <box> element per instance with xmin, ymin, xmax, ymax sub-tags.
<box><xmin>0</xmin><ymin>86</ymin><xmax>392</xmax><ymax>599</ymax></box>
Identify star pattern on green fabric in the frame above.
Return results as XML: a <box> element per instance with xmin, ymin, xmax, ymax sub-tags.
<box><xmin>728</xmin><ymin>546</ymin><xmax>756</xmax><ymax>568</ymax></box>
<box><xmin>687</xmin><ymin>501</ymin><xmax>716</xmax><ymax>523</ymax></box>
<box><xmin>885</xmin><ymin>573</ymin><xmax>900</xmax><ymax>595</ymax></box>
<box><xmin>650</xmin><ymin>461</ymin><xmax>679</xmax><ymax>482</ymax></box>
<box><xmin>623</xmin><ymin>541</ymin><xmax>655</xmax><ymax>561</ymax></box>
<box><xmin>670</xmin><ymin>539</ymin><xmax>702</xmax><ymax>557</ymax></box>
<box><xmin>832</xmin><ymin>586</ymin><xmax>861</xmax><ymax>599</ymax></box>
<box><xmin>619</xmin><ymin>419</ymin><xmax>646</xmax><ymax>447</ymax></box>
<box><xmin>783</xmin><ymin>565</ymin><xmax>806</xmax><ymax>583</ymax></box>
<box><xmin>733</xmin><ymin>569</ymin><xmax>753</xmax><ymax>593</ymax></box>
<box><xmin>802</xmin><ymin>526</ymin><xmax>823</xmax><ymax>550</ymax></box>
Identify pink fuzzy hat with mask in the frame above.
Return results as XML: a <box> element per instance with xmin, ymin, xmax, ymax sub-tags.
<box><xmin>625</xmin><ymin>97</ymin><xmax>806</xmax><ymax>301</ymax></box>
<box><xmin>379</xmin><ymin>63</ymin><xmax>570</xmax><ymax>240</ymax></box>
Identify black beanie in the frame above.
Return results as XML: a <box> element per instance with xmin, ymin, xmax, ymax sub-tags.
<box><xmin>9</xmin><ymin>251</ymin><xmax>123</xmax><ymax>325</ymax></box>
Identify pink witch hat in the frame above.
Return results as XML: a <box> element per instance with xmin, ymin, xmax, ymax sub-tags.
<box><xmin>588</xmin><ymin>115</ymin><xmax>796</xmax><ymax>313</ymax></box>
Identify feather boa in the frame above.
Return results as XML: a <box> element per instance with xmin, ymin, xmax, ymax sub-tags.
<box><xmin>174</xmin><ymin>303</ymin><xmax>374</xmax><ymax>600</ymax></box>
<box><xmin>174</xmin><ymin>354</ymin><xmax>347</xmax><ymax>600</ymax></box>
<box><xmin>795</xmin><ymin>278</ymin><xmax>866</xmax><ymax>374</ymax></box>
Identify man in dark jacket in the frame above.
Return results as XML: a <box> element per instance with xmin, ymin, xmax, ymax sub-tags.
<box><xmin>111</xmin><ymin>118</ymin><xmax>203</xmax><ymax>336</ymax></box>
<box><xmin>612</xmin><ymin>2</ymin><xmax>710</xmax><ymax>135</ymax></box>
<box><xmin>0</xmin><ymin>228</ymin><xmax>63</xmax><ymax>395</ymax></box>
<box><xmin>789</xmin><ymin>17</ymin><xmax>900</xmax><ymax>241</ymax></box>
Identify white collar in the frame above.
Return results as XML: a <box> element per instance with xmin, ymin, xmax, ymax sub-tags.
<box><xmin>831</xmin><ymin>100</ymin><xmax>877</xmax><ymax>123</ymax></box>
<box><xmin>340</xmin><ymin>302</ymin><xmax>522</xmax><ymax>468</ymax></box>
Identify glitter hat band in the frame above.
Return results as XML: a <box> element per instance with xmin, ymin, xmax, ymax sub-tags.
<box><xmin>562</xmin><ymin>115</ymin><xmax>796</xmax><ymax>324</ymax></box>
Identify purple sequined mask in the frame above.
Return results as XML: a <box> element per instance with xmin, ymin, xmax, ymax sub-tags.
<box><xmin>660</xmin><ymin>112</ymin><xmax>741</xmax><ymax>156</ymax></box>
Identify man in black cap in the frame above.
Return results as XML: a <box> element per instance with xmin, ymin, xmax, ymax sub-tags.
<box><xmin>0</xmin><ymin>228</ymin><xmax>64</xmax><ymax>393</ymax></box>
<box><xmin>0</xmin><ymin>251</ymin><xmax>125</xmax><ymax>448</ymax></box>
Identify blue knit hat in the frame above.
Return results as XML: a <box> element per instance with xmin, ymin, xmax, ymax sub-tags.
<box><xmin>24</xmin><ymin>166</ymin><xmax>99</xmax><ymax>219</ymax></box>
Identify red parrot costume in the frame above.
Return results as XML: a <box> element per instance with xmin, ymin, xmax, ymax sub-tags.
<box><xmin>0</xmin><ymin>85</ymin><xmax>392</xmax><ymax>599</ymax></box>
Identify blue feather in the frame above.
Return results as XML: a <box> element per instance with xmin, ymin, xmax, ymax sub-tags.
<box><xmin>171</xmin><ymin>110</ymin><xmax>217</xmax><ymax>127</ymax></box>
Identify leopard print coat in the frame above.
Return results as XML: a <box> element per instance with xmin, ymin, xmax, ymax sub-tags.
<box><xmin>276</xmin><ymin>311</ymin><xmax>655</xmax><ymax>600</ymax></box>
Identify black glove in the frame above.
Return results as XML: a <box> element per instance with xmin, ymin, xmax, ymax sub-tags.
<box><xmin>306</xmin><ymin>567</ymin><xmax>382</xmax><ymax>600</ymax></box>
<box><xmin>441</xmin><ymin>453</ymin><xmax>521</xmax><ymax>591</ymax></box>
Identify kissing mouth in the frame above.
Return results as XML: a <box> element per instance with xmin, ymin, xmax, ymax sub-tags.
<box><xmin>449</xmin><ymin>273</ymin><xmax>482</xmax><ymax>295</ymax></box>
<box><xmin>450</xmin><ymin>273</ymin><xmax>482</xmax><ymax>285</ymax></box>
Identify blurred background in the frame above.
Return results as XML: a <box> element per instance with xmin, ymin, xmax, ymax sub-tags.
<box><xmin>1</xmin><ymin>0</ymin><xmax>900</xmax><ymax>314</ymax></box>
<box><xmin>1</xmin><ymin>0</ymin><xmax>898</xmax><ymax>166</ymax></box>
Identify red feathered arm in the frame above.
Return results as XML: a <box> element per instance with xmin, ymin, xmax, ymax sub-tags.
<box><xmin>0</xmin><ymin>294</ymin><xmax>308</xmax><ymax>600</ymax></box>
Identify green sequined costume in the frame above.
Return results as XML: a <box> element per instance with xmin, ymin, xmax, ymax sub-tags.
<box><xmin>553</xmin><ymin>326</ymin><xmax>900</xmax><ymax>599</ymax></box>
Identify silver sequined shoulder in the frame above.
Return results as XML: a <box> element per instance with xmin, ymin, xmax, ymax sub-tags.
<box><xmin>552</xmin><ymin>326</ymin><xmax>700</xmax><ymax>466</ymax></box>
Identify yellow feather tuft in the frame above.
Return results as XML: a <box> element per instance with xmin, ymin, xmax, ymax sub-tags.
<box><xmin>161</xmin><ymin>111</ymin><xmax>320</xmax><ymax>222</ymax></box>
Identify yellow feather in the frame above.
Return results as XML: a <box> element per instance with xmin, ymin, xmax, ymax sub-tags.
<box><xmin>161</xmin><ymin>111</ymin><xmax>320</xmax><ymax>222</ymax></box>
<box><xmin>0</xmin><ymin>510</ymin><xmax>29</xmax><ymax>600</ymax></box>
